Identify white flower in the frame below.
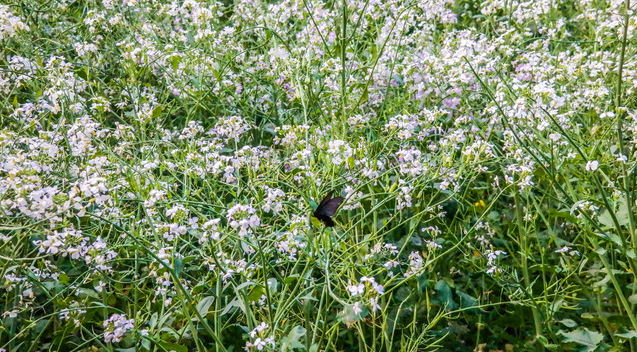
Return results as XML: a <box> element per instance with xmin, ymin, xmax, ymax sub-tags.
<box><xmin>370</xmin><ymin>297</ymin><xmax>381</xmax><ymax>312</ymax></box>
<box><xmin>352</xmin><ymin>302</ymin><xmax>363</xmax><ymax>314</ymax></box>
<box><xmin>347</xmin><ymin>282</ymin><xmax>365</xmax><ymax>296</ymax></box>
<box><xmin>585</xmin><ymin>160</ymin><xmax>599</xmax><ymax>171</ymax></box>
<box><xmin>103</xmin><ymin>314</ymin><xmax>134</xmax><ymax>343</ymax></box>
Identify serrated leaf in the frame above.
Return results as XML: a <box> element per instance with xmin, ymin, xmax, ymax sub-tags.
<box><xmin>559</xmin><ymin>328</ymin><xmax>604</xmax><ymax>351</ymax></box>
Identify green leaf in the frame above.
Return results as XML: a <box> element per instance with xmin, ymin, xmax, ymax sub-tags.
<box><xmin>267</xmin><ymin>278</ymin><xmax>278</xmax><ymax>294</ymax></box>
<box><xmin>616</xmin><ymin>330</ymin><xmax>637</xmax><ymax>339</ymax></box>
<box><xmin>151</xmin><ymin>106</ymin><xmax>163</xmax><ymax>119</ymax></box>
<box><xmin>559</xmin><ymin>327</ymin><xmax>604</xmax><ymax>351</ymax></box>
<box><xmin>157</xmin><ymin>341</ymin><xmax>188</xmax><ymax>352</ymax></box>
<box><xmin>78</xmin><ymin>288</ymin><xmax>99</xmax><ymax>299</ymax></box>
<box><xmin>598</xmin><ymin>196</ymin><xmax>631</xmax><ymax>229</ymax></box>
<box><xmin>310</xmin><ymin>216</ymin><xmax>322</xmax><ymax>227</ymax></box>
<box><xmin>248</xmin><ymin>285</ymin><xmax>265</xmax><ymax>304</ymax></box>
<box><xmin>336</xmin><ymin>303</ymin><xmax>368</xmax><ymax>325</ymax></box>
<box><xmin>628</xmin><ymin>294</ymin><xmax>637</xmax><ymax>305</ymax></box>
<box><xmin>171</xmin><ymin>55</ymin><xmax>182</xmax><ymax>73</ymax></box>
<box><xmin>196</xmin><ymin>296</ymin><xmax>215</xmax><ymax>316</ymax></box>
<box><xmin>221</xmin><ymin>296</ymin><xmax>245</xmax><ymax>315</ymax></box>
<box><xmin>280</xmin><ymin>325</ymin><xmax>306</xmax><ymax>351</ymax></box>
<box><xmin>456</xmin><ymin>291</ymin><xmax>477</xmax><ymax>309</ymax></box>
<box><xmin>59</xmin><ymin>273</ymin><xmax>69</xmax><ymax>285</ymax></box>
<box><xmin>434</xmin><ymin>279</ymin><xmax>457</xmax><ymax>310</ymax></box>
<box><xmin>548</xmin><ymin>209</ymin><xmax>578</xmax><ymax>223</ymax></box>
<box><xmin>593</xmin><ymin>232</ymin><xmax>623</xmax><ymax>247</ymax></box>
<box><xmin>174</xmin><ymin>257</ymin><xmax>184</xmax><ymax>277</ymax></box>
<box><xmin>559</xmin><ymin>319</ymin><xmax>578</xmax><ymax>328</ymax></box>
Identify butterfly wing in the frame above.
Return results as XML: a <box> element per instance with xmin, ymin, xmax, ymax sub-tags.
<box><xmin>314</xmin><ymin>213</ymin><xmax>336</xmax><ymax>227</ymax></box>
<box><xmin>313</xmin><ymin>191</ymin><xmax>344</xmax><ymax>227</ymax></box>
<box><xmin>318</xmin><ymin>191</ymin><xmax>334</xmax><ymax>208</ymax></box>
<box><xmin>316</xmin><ymin>197</ymin><xmax>344</xmax><ymax>216</ymax></box>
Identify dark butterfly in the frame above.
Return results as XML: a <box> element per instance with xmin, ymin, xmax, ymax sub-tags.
<box><xmin>313</xmin><ymin>191</ymin><xmax>344</xmax><ymax>227</ymax></box>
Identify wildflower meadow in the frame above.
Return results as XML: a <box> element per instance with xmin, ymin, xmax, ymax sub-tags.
<box><xmin>1</xmin><ymin>0</ymin><xmax>637</xmax><ymax>351</ymax></box>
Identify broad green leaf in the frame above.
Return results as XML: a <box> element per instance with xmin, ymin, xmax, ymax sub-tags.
<box><xmin>336</xmin><ymin>303</ymin><xmax>368</xmax><ymax>325</ymax></box>
<box><xmin>195</xmin><ymin>296</ymin><xmax>215</xmax><ymax>316</ymax></box>
<box><xmin>280</xmin><ymin>325</ymin><xmax>306</xmax><ymax>351</ymax></box>
<box><xmin>434</xmin><ymin>279</ymin><xmax>457</xmax><ymax>310</ymax></box>
<box><xmin>559</xmin><ymin>328</ymin><xmax>604</xmax><ymax>351</ymax></box>
<box><xmin>158</xmin><ymin>341</ymin><xmax>188</xmax><ymax>352</ymax></box>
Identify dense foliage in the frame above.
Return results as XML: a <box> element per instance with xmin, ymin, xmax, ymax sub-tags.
<box><xmin>1</xmin><ymin>0</ymin><xmax>637</xmax><ymax>351</ymax></box>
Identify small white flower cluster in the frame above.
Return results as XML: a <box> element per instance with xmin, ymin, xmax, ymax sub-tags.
<box><xmin>262</xmin><ymin>186</ymin><xmax>285</xmax><ymax>213</ymax></box>
<box><xmin>209</xmin><ymin>115</ymin><xmax>252</xmax><ymax>140</ymax></box>
<box><xmin>227</xmin><ymin>204</ymin><xmax>261</xmax><ymax>237</ymax></box>
<box><xmin>555</xmin><ymin>245</ymin><xmax>580</xmax><ymax>257</ymax></box>
<box><xmin>384</xmin><ymin>114</ymin><xmax>421</xmax><ymax>140</ymax></box>
<box><xmin>59</xmin><ymin>306</ymin><xmax>87</xmax><ymax>327</ymax></box>
<box><xmin>33</xmin><ymin>227</ymin><xmax>117</xmax><ymax>271</ymax></box>
<box><xmin>327</xmin><ymin>140</ymin><xmax>353</xmax><ymax>166</ymax></box>
<box><xmin>395</xmin><ymin>146</ymin><xmax>427</xmax><ymax>176</ymax></box>
<box><xmin>585</xmin><ymin>160</ymin><xmax>599</xmax><ymax>171</ymax></box>
<box><xmin>346</xmin><ymin>276</ymin><xmax>384</xmax><ymax>297</ymax></box>
<box><xmin>200</xmin><ymin>218</ymin><xmax>222</xmax><ymax>243</ymax></box>
<box><xmin>341</xmin><ymin>185</ymin><xmax>362</xmax><ymax>211</ymax></box>
<box><xmin>103</xmin><ymin>313</ymin><xmax>134</xmax><ymax>343</ymax></box>
<box><xmin>273</xmin><ymin>124</ymin><xmax>310</xmax><ymax>146</ymax></box>
<box><xmin>275</xmin><ymin>228</ymin><xmax>307</xmax><ymax>261</ymax></box>
<box><xmin>484</xmin><ymin>249</ymin><xmax>507</xmax><ymax>274</ymax></box>
<box><xmin>396</xmin><ymin>182</ymin><xmax>413</xmax><ymax>210</ymax></box>
<box><xmin>0</xmin><ymin>5</ymin><xmax>30</xmax><ymax>40</ymax></box>
<box><xmin>404</xmin><ymin>252</ymin><xmax>424</xmax><ymax>277</ymax></box>
<box><xmin>245</xmin><ymin>322</ymin><xmax>275</xmax><ymax>351</ymax></box>
<box><xmin>179</xmin><ymin>121</ymin><xmax>204</xmax><ymax>140</ymax></box>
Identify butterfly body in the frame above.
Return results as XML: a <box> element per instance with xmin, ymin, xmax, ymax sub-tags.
<box><xmin>313</xmin><ymin>191</ymin><xmax>344</xmax><ymax>227</ymax></box>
